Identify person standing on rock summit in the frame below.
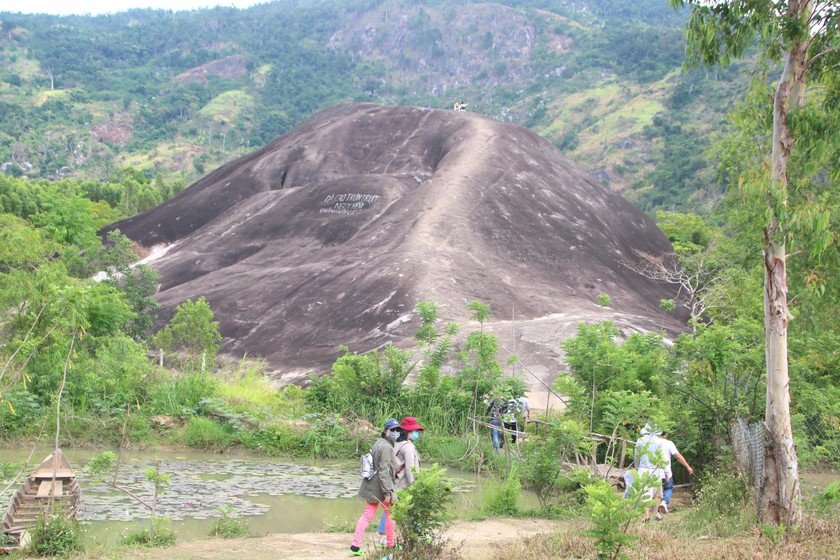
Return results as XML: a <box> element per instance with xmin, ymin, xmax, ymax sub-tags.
<box><xmin>350</xmin><ymin>418</ymin><xmax>401</xmax><ymax>556</ymax></box>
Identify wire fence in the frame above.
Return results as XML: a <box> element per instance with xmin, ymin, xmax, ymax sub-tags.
<box><xmin>732</xmin><ymin>418</ymin><xmax>764</xmax><ymax>495</ymax></box>
<box><xmin>732</xmin><ymin>412</ymin><xmax>839</xmax><ymax>499</ymax></box>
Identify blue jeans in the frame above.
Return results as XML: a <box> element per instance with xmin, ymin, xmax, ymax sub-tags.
<box><xmin>662</xmin><ymin>477</ymin><xmax>674</xmax><ymax>504</ymax></box>
<box><xmin>490</xmin><ymin>418</ymin><xmax>502</xmax><ymax>450</ymax></box>
<box><xmin>377</xmin><ymin>512</ymin><xmax>386</xmax><ymax>534</ymax></box>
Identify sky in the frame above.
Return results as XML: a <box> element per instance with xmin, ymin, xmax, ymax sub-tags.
<box><xmin>2</xmin><ymin>0</ymin><xmax>265</xmax><ymax>16</ymax></box>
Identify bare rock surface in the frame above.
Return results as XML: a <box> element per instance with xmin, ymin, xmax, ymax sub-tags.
<box><xmin>104</xmin><ymin>103</ymin><xmax>684</xmax><ymax>383</ymax></box>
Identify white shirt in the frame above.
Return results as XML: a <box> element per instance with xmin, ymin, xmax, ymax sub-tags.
<box><xmin>660</xmin><ymin>438</ymin><xmax>679</xmax><ymax>479</ymax></box>
<box><xmin>635</xmin><ymin>433</ymin><xmax>666</xmax><ymax>479</ymax></box>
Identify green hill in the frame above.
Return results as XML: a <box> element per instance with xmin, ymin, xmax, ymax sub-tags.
<box><xmin>0</xmin><ymin>0</ymin><xmax>748</xmax><ymax>211</ymax></box>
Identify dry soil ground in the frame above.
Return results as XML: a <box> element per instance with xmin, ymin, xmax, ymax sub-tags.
<box><xmin>82</xmin><ymin>518</ymin><xmax>556</xmax><ymax>560</ymax></box>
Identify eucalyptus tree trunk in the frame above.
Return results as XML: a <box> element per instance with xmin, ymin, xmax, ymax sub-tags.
<box><xmin>759</xmin><ymin>1</ymin><xmax>809</xmax><ymax>525</ymax></box>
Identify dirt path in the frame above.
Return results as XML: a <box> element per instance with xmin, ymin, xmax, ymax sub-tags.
<box><xmin>95</xmin><ymin>518</ymin><xmax>557</xmax><ymax>560</ymax></box>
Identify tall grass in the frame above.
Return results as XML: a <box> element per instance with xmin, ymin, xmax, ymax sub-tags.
<box><xmin>215</xmin><ymin>358</ymin><xmax>285</xmax><ymax>414</ymax></box>
<box><xmin>672</xmin><ymin>470</ymin><xmax>754</xmax><ymax>538</ymax></box>
<box><xmin>183</xmin><ymin>417</ymin><xmax>232</xmax><ymax>451</ymax></box>
<box><xmin>483</xmin><ymin>465</ymin><xmax>521</xmax><ymax>516</ymax></box>
<box><xmin>149</xmin><ymin>372</ymin><xmax>219</xmax><ymax>416</ymax></box>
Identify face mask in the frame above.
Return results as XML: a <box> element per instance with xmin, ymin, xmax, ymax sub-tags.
<box><xmin>386</xmin><ymin>430</ymin><xmax>400</xmax><ymax>442</ymax></box>
<box><xmin>411</xmin><ymin>431</ymin><xmax>420</xmax><ymax>442</ymax></box>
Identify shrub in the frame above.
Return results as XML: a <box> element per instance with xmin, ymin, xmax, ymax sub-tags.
<box><xmin>814</xmin><ymin>480</ymin><xmax>840</xmax><ymax>514</ymax></box>
<box><xmin>0</xmin><ymin>389</ymin><xmax>43</xmax><ymax>437</ymax></box>
<box><xmin>28</xmin><ymin>511</ymin><xmax>84</xmax><ymax>557</ymax></box>
<box><xmin>183</xmin><ymin>416</ymin><xmax>232</xmax><ymax>450</ymax></box>
<box><xmin>584</xmin><ymin>476</ymin><xmax>652</xmax><ymax>560</ymax></box>
<box><xmin>149</xmin><ymin>372</ymin><xmax>219</xmax><ymax>416</ymax></box>
<box><xmin>483</xmin><ymin>465</ymin><xmax>521</xmax><ymax>516</ymax></box>
<box><xmin>391</xmin><ymin>464</ymin><xmax>454</xmax><ymax>547</ymax></box>
<box><xmin>122</xmin><ymin>519</ymin><xmax>176</xmax><ymax>547</ymax></box>
<box><xmin>679</xmin><ymin>469</ymin><xmax>754</xmax><ymax>537</ymax></box>
<box><xmin>209</xmin><ymin>504</ymin><xmax>250</xmax><ymax>538</ymax></box>
<box><xmin>305</xmin><ymin>344</ymin><xmax>413</xmax><ymax>418</ymax></box>
<box><xmin>300</xmin><ymin>413</ymin><xmax>353</xmax><ymax>458</ymax></box>
<box><xmin>520</xmin><ymin>436</ymin><xmax>564</xmax><ymax>510</ymax></box>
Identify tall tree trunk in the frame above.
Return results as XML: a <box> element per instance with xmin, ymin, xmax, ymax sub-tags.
<box><xmin>760</xmin><ymin>233</ymin><xmax>801</xmax><ymax>525</ymax></box>
<box><xmin>758</xmin><ymin>1</ymin><xmax>809</xmax><ymax>525</ymax></box>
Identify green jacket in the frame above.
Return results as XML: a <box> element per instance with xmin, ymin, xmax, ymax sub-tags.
<box><xmin>358</xmin><ymin>436</ymin><xmax>396</xmax><ymax>504</ymax></box>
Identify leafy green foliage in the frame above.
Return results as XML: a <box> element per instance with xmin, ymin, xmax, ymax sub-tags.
<box><xmin>305</xmin><ymin>343</ymin><xmax>414</xmax><ymax>419</ymax></box>
<box><xmin>813</xmin><ymin>481</ymin><xmax>840</xmax><ymax>514</ymax></box>
<box><xmin>482</xmin><ymin>465</ymin><xmax>521</xmax><ymax>516</ymax></box>
<box><xmin>153</xmin><ymin>296</ymin><xmax>222</xmax><ymax>370</ymax></box>
<box><xmin>28</xmin><ymin>509</ymin><xmax>84</xmax><ymax>557</ymax></box>
<box><xmin>562</xmin><ymin>321</ymin><xmax>669</xmax><ymax>433</ymax></box>
<box><xmin>679</xmin><ymin>469</ymin><xmax>754</xmax><ymax>537</ymax></box>
<box><xmin>520</xmin><ymin>420</ymin><xmax>591</xmax><ymax>510</ymax></box>
<box><xmin>183</xmin><ymin>416</ymin><xmax>233</xmax><ymax>451</ymax></box>
<box><xmin>209</xmin><ymin>504</ymin><xmax>251</xmax><ymax>538</ymax></box>
<box><xmin>391</xmin><ymin>464</ymin><xmax>453</xmax><ymax>547</ymax></box>
<box><xmin>669</xmin><ymin>320</ymin><xmax>765</xmax><ymax>466</ymax></box>
<box><xmin>122</xmin><ymin>519</ymin><xmax>176</xmax><ymax>547</ymax></box>
<box><xmin>583</xmin><ymin>479</ymin><xmax>642</xmax><ymax>560</ymax></box>
<box><xmin>149</xmin><ymin>372</ymin><xmax>219</xmax><ymax>417</ymax></box>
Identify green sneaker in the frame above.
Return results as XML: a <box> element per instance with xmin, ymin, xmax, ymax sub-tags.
<box><xmin>349</xmin><ymin>547</ymin><xmax>366</xmax><ymax>556</ymax></box>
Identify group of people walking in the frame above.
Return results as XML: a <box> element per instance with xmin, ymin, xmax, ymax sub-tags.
<box><xmin>350</xmin><ymin>412</ymin><xmax>691</xmax><ymax>556</ymax></box>
<box><xmin>350</xmin><ymin>416</ymin><xmax>424</xmax><ymax>557</ymax></box>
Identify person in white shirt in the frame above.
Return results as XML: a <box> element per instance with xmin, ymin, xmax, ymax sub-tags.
<box><xmin>658</xmin><ymin>431</ymin><xmax>694</xmax><ymax>514</ymax></box>
<box><xmin>634</xmin><ymin>423</ymin><xmax>666</xmax><ymax>521</ymax></box>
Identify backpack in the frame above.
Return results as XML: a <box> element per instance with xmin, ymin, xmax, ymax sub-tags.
<box><xmin>359</xmin><ymin>449</ymin><xmax>377</xmax><ymax>480</ymax></box>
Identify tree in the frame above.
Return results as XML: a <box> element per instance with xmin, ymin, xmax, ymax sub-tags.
<box><xmin>153</xmin><ymin>297</ymin><xmax>222</xmax><ymax>371</ymax></box>
<box><xmin>628</xmin><ymin>212</ymin><xmax>740</xmax><ymax>330</ymax></box>
<box><xmin>670</xmin><ymin>0</ymin><xmax>839</xmax><ymax>525</ymax></box>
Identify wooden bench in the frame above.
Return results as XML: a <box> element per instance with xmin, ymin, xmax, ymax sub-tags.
<box><xmin>35</xmin><ymin>480</ymin><xmax>62</xmax><ymax>498</ymax></box>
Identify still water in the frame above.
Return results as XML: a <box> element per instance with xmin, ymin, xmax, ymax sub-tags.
<box><xmin>0</xmin><ymin>448</ymin><xmax>533</xmax><ymax>544</ymax></box>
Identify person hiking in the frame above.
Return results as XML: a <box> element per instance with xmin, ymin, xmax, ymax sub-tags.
<box><xmin>485</xmin><ymin>394</ymin><xmax>507</xmax><ymax>451</ymax></box>
<box><xmin>375</xmin><ymin>416</ymin><xmax>424</xmax><ymax>546</ymax></box>
<box><xmin>634</xmin><ymin>423</ymin><xmax>667</xmax><ymax>521</ymax></box>
<box><xmin>502</xmin><ymin>390</ymin><xmax>522</xmax><ymax>444</ymax></box>
<box><xmin>350</xmin><ymin>418</ymin><xmax>401</xmax><ymax>556</ymax></box>
<box><xmin>658</xmin><ymin>430</ymin><xmax>694</xmax><ymax>515</ymax></box>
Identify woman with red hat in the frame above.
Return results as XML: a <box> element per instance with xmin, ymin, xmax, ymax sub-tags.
<box><xmin>375</xmin><ymin>416</ymin><xmax>424</xmax><ymax>546</ymax></box>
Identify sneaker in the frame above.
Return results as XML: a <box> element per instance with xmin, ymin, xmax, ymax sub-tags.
<box><xmin>349</xmin><ymin>547</ymin><xmax>366</xmax><ymax>556</ymax></box>
<box><xmin>658</xmin><ymin>500</ymin><xmax>668</xmax><ymax>514</ymax></box>
<box><xmin>375</xmin><ymin>538</ymin><xmax>387</xmax><ymax>549</ymax></box>
<box><xmin>655</xmin><ymin>512</ymin><xmax>663</xmax><ymax>521</ymax></box>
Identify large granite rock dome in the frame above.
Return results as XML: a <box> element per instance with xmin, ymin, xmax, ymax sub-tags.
<box><xmin>105</xmin><ymin>103</ymin><xmax>684</xmax><ymax>386</ymax></box>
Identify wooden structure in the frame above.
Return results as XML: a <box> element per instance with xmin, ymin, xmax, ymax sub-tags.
<box><xmin>1</xmin><ymin>450</ymin><xmax>81</xmax><ymax>549</ymax></box>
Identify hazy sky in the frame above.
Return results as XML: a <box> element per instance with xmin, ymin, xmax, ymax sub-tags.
<box><xmin>2</xmin><ymin>0</ymin><xmax>265</xmax><ymax>16</ymax></box>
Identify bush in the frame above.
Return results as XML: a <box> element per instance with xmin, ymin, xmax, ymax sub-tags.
<box><xmin>149</xmin><ymin>372</ymin><xmax>219</xmax><ymax>416</ymax></box>
<box><xmin>391</xmin><ymin>464</ymin><xmax>454</xmax><ymax>547</ymax></box>
<box><xmin>679</xmin><ymin>469</ymin><xmax>754</xmax><ymax>537</ymax></box>
<box><xmin>209</xmin><ymin>504</ymin><xmax>250</xmax><ymax>538</ymax></box>
<box><xmin>483</xmin><ymin>465</ymin><xmax>521</xmax><ymax>516</ymax></box>
<box><xmin>0</xmin><ymin>389</ymin><xmax>43</xmax><ymax>437</ymax></box>
<box><xmin>305</xmin><ymin>344</ymin><xmax>413</xmax><ymax>419</ymax></box>
<box><xmin>122</xmin><ymin>519</ymin><xmax>176</xmax><ymax>547</ymax></box>
<box><xmin>584</xmin><ymin>478</ymin><xmax>644</xmax><ymax>560</ymax></box>
<box><xmin>28</xmin><ymin>512</ymin><xmax>84</xmax><ymax>557</ymax></box>
<box><xmin>183</xmin><ymin>416</ymin><xmax>232</xmax><ymax>450</ymax></box>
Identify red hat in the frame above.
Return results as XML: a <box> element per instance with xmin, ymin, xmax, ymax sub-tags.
<box><xmin>401</xmin><ymin>416</ymin><xmax>424</xmax><ymax>431</ymax></box>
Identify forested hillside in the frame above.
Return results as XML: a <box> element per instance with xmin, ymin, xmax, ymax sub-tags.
<box><xmin>1</xmin><ymin>0</ymin><xmax>747</xmax><ymax>212</ymax></box>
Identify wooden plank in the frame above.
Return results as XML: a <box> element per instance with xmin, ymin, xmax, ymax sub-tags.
<box><xmin>31</xmin><ymin>469</ymin><xmax>75</xmax><ymax>479</ymax></box>
<box><xmin>35</xmin><ymin>480</ymin><xmax>63</xmax><ymax>498</ymax></box>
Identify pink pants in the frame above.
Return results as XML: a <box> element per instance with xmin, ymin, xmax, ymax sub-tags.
<box><xmin>352</xmin><ymin>501</ymin><xmax>394</xmax><ymax>548</ymax></box>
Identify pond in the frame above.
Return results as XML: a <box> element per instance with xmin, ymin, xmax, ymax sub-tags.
<box><xmin>0</xmin><ymin>448</ymin><xmax>535</xmax><ymax>544</ymax></box>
